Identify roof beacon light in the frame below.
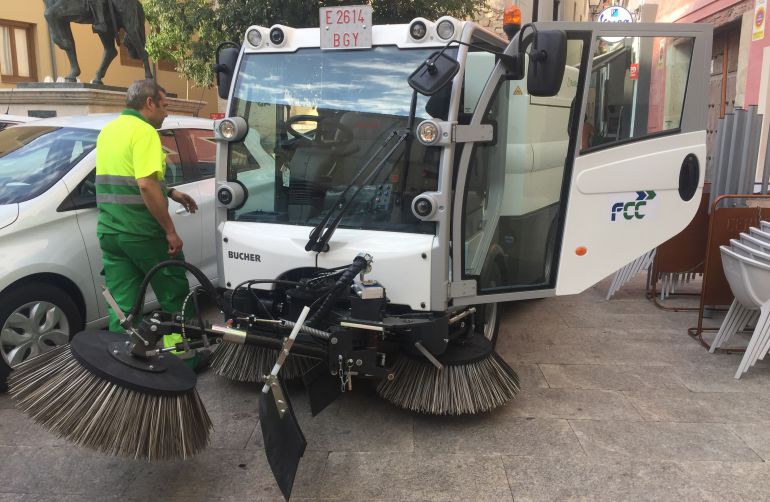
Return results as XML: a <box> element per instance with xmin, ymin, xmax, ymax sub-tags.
<box><xmin>503</xmin><ymin>5</ymin><xmax>522</xmax><ymax>40</ymax></box>
<box><xmin>436</xmin><ymin>19</ymin><xmax>455</xmax><ymax>40</ymax></box>
<box><xmin>246</xmin><ymin>28</ymin><xmax>263</xmax><ymax>48</ymax></box>
<box><xmin>409</xmin><ymin>20</ymin><xmax>428</xmax><ymax>41</ymax></box>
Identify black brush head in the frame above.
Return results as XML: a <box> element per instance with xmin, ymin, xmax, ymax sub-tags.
<box><xmin>434</xmin><ymin>332</ymin><xmax>495</xmax><ymax>366</ymax></box>
<box><xmin>377</xmin><ymin>333</ymin><xmax>520</xmax><ymax>415</ymax></box>
<box><xmin>70</xmin><ymin>330</ymin><xmax>196</xmax><ymax>396</ymax></box>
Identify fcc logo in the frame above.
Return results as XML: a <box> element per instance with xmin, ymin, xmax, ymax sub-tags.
<box><xmin>611</xmin><ymin>191</ymin><xmax>656</xmax><ymax>221</ymax></box>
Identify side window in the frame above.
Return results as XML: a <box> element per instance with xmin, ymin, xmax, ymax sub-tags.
<box><xmin>76</xmin><ymin>169</ymin><xmax>96</xmax><ymax>204</ymax></box>
<box><xmin>184</xmin><ymin>129</ymin><xmax>216</xmax><ymax>179</ymax></box>
<box><xmin>584</xmin><ymin>36</ymin><xmax>694</xmax><ymax>151</ymax></box>
<box><xmin>159</xmin><ymin>131</ymin><xmax>183</xmax><ymax>186</ymax></box>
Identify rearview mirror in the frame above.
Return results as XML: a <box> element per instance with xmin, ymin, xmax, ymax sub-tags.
<box><xmin>408</xmin><ymin>51</ymin><xmax>460</xmax><ymax>96</ymax></box>
<box><xmin>213</xmin><ymin>42</ymin><xmax>240</xmax><ymax>100</ymax></box>
<box><xmin>527</xmin><ymin>30</ymin><xmax>567</xmax><ymax>97</ymax></box>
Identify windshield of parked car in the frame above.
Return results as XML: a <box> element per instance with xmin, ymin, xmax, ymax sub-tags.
<box><xmin>227</xmin><ymin>46</ymin><xmax>456</xmax><ymax>234</ymax></box>
<box><xmin>0</xmin><ymin>126</ymin><xmax>98</xmax><ymax>204</ymax></box>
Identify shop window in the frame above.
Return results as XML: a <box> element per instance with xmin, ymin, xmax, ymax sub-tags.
<box><xmin>0</xmin><ymin>20</ymin><xmax>37</xmax><ymax>83</ymax></box>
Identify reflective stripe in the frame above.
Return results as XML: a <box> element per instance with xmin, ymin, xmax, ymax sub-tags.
<box><xmin>95</xmin><ymin>174</ymin><xmax>137</xmax><ymax>186</ymax></box>
<box><xmin>96</xmin><ymin>194</ymin><xmax>145</xmax><ymax>205</ymax></box>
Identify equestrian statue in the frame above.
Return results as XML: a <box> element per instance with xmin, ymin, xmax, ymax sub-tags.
<box><xmin>43</xmin><ymin>0</ymin><xmax>153</xmax><ymax>85</ymax></box>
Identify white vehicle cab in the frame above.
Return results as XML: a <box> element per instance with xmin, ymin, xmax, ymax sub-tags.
<box><xmin>0</xmin><ymin>113</ymin><xmax>217</xmax><ymax>374</ymax></box>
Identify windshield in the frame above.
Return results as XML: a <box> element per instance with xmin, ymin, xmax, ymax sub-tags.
<box><xmin>228</xmin><ymin>46</ymin><xmax>456</xmax><ymax>234</ymax></box>
<box><xmin>0</xmin><ymin>126</ymin><xmax>97</xmax><ymax>204</ymax></box>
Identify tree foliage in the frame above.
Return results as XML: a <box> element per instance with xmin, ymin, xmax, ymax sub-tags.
<box><xmin>143</xmin><ymin>0</ymin><xmax>486</xmax><ymax>87</ymax></box>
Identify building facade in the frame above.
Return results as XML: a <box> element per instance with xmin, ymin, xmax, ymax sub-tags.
<box><xmin>0</xmin><ymin>2</ymin><xmax>216</xmax><ymax>117</ymax></box>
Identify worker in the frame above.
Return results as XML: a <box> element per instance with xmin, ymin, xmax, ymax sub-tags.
<box><xmin>95</xmin><ymin>79</ymin><xmax>207</xmax><ymax>370</ymax></box>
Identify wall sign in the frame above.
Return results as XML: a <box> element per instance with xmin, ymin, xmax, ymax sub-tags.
<box><xmin>754</xmin><ymin>0</ymin><xmax>766</xmax><ymax>41</ymax></box>
<box><xmin>597</xmin><ymin>6</ymin><xmax>634</xmax><ymax>43</ymax></box>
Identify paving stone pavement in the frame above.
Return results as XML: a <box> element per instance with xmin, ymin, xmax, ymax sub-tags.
<box><xmin>2</xmin><ymin>274</ymin><xmax>770</xmax><ymax>501</ymax></box>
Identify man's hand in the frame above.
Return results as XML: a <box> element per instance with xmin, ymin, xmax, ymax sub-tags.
<box><xmin>166</xmin><ymin>231</ymin><xmax>184</xmax><ymax>256</ymax></box>
<box><xmin>170</xmin><ymin>190</ymin><xmax>198</xmax><ymax>213</ymax></box>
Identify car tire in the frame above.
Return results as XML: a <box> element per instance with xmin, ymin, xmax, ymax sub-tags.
<box><xmin>475</xmin><ymin>260</ymin><xmax>504</xmax><ymax>348</ymax></box>
<box><xmin>0</xmin><ymin>283</ymin><xmax>83</xmax><ymax>391</ymax></box>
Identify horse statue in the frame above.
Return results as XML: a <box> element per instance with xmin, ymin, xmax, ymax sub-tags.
<box><xmin>43</xmin><ymin>0</ymin><xmax>153</xmax><ymax>85</ymax></box>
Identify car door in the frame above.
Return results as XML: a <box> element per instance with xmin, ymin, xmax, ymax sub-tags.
<box><xmin>174</xmin><ymin>127</ymin><xmax>217</xmax><ymax>282</ymax></box>
<box><xmin>69</xmin><ymin>128</ymin><xmax>204</xmax><ymax>321</ymax></box>
<box><xmin>450</xmin><ymin>22</ymin><xmax>711</xmax><ymax>306</ymax></box>
<box><xmin>159</xmin><ymin>129</ymin><xmax>203</xmax><ymax>270</ymax></box>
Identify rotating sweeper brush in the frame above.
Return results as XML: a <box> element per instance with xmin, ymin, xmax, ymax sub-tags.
<box><xmin>7</xmin><ymin>261</ymin><xmax>225</xmax><ymax>461</ymax></box>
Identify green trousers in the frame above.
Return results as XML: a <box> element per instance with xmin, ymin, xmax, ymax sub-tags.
<box><xmin>98</xmin><ymin>233</ymin><xmax>190</xmax><ymax>333</ymax></box>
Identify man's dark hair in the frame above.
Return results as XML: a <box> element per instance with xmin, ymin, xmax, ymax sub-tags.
<box><xmin>125</xmin><ymin>79</ymin><xmax>166</xmax><ymax>110</ymax></box>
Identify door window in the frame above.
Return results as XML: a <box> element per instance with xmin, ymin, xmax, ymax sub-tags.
<box><xmin>159</xmin><ymin>131</ymin><xmax>183</xmax><ymax>186</ymax></box>
<box><xmin>583</xmin><ymin>36</ymin><xmax>694</xmax><ymax>151</ymax></box>
<box><xmin>462</xmin><ymin>38</ymin><xmax>585</xmax><ymax>293</ymax></box>
<box><xmin>181</xmin><ymin>128</ymin><xmax>217</xmax><ymax>179</ymax></box>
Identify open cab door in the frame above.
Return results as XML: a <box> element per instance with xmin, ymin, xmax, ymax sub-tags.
<box><xmin>450</xmin><ymin>22</ymin><xmax>712</xmax><ymax>306</ymax></box>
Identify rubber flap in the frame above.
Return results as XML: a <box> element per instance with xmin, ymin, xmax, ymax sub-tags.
<box><xmin>259</xmin><ymin>379</ymin><xmax>307</xmax><ymax>500</ymax></box>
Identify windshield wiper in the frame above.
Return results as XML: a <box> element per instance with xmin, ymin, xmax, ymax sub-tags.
<box><xmin>305</xmin><ymin>128</ymin><xmax>410</xmax><ymax>253</ymax></box>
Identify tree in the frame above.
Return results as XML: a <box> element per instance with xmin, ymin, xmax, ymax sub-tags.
<box><xmin>143</xmin><ymin>0</ymin><xmax>486</xmax><ymax>87</ymax></box>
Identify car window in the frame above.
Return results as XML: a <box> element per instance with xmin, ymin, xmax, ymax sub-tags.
<box><xmin>69</xmin><ymin>168</ymin><xmax>97</xmax><ymax>208</ymax></box>
<box><xmin>160</xmin><ymin>131</ymin><xmax>183</xmax><ymax>186</ymax></box>
<box><xmin>0</xmin><ymin>126</ymin><xmax>98</xmax><ymax>204</ymax></box>
<box><xmin>182</xmin><ymin>128</ymin><xmax>216</xmax><ymax>180</ymax></box>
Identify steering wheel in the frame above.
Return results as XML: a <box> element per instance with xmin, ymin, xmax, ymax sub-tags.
<box><xmin>285</xmin><ymin>115</ymin><xmax>354</xmax><ymax>147</ymax></box>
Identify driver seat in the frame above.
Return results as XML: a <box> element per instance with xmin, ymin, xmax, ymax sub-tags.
<box><xmin>286</xmin><ymin>112</ymin><xmax>346</xmax><ymax>222</ymax></box>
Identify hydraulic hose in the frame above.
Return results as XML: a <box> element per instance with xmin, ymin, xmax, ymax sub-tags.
<box><xmin>126</xmin><ymin>260</ymin><xmax>230</xmax><ymax>322</ymax></box>
<box><xmin>306</xmin><ymin>255</ymin><xmax>369</xmax><ymax>327</ymax></box>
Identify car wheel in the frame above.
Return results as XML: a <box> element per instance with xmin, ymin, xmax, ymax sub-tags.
<box><xmin>474</xmin><ymin>301</ymin><xmax>501</xmax><ymax>348</ymax></box>
<box><xmin>0</xmin><ymin>284</ymin><xmax>83</xmax><ymax>390</ymax></box>
<box><xmin>475</xmin><ymin>261</ymin><xmax>503</xmax><ymax>348</ymax></box>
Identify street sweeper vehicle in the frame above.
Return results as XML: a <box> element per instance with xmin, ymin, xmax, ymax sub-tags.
<box><xmin>8</xmin><ymin>9</ymin><xmax>711</xmax><ymax>500</ymax></box>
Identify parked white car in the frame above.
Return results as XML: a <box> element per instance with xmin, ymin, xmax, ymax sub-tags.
<box><xmin>0</xmin><ymin>114</ymin><xmax>38</xmax><ymax>131</ymax></box>
<box><xmin>0</xmin><ymin>114</ymin><xmax>217</xmax><ymax>377</ymax></box>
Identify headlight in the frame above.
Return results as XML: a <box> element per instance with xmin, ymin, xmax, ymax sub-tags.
<box><xmin>214</xmin><ymin>116</ymin><xmax>248</xmax><ymax>142</ymax></box>
<box><xmin>409</xmin><ymin>20</ymin><xmax>427</xmax><ymax>41</ymax></box>
<box><xmin>219</xmin><ymin>119</ymin><xmax>237</xmax><ymax>140</ymax></box>
<box><xmin>246</xmin><ymin>28</ymin><xmax>262</xmax><ymax>48</ymax></box>
<box><xmin>436</xmin><ymin>20</ymin><xmax>455</xmax><ymax>40</ymax></box>
<box><xmin>269</xmin><ymin>27</ymin><xmax>285</xmax><ymax>46</ymax></box>
<box><xmin>417</xmin><ymin>120</ymin><xmax>440</xmax><ymax>145</ymax></box>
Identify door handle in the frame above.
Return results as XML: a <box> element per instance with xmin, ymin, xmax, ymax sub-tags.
<box><xmin>175</xmin><ymin>206</ymin><xmax>188</xmax><ymax>214</ymax></box>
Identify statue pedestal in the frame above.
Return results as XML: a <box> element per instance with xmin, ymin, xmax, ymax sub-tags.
<box><xmin>0</xmin><ymin>83</ymin><xmax>205</xmax><ymax>118</ymax></box>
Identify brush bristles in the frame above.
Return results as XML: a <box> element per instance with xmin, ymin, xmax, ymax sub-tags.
<box><xmin>377</xmin><ymin>352</ymin><xmax>520</xmax><ymax>415</ymax></box>
<box><xmin>210</xmin><ymin>341</ymin><xmax>314</xmax><ymax>382</ymax></box>
<box><xmin>9</xmin><ymin>346</ymin><xmax>212</xmax><ymax>461</ymax></box>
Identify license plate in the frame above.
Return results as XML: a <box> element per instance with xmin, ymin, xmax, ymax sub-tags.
<box><xmin>319</xmin><ymin>5</ymin><xmax>373</xmax><ymax>50</ymax></box>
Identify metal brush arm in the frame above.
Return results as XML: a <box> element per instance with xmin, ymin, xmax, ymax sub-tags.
<box><xmin>208</xmin><ymin>324</ymin><xmax>327</xmax><ymax>360</ymax></box>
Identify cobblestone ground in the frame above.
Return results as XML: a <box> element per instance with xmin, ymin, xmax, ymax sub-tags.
<box><xmin>1</xmin><ymin>274</ymin><xmax>769</xmax><ymax>501</ymax></box>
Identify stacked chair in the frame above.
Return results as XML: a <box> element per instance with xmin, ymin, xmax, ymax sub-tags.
<box><xmin>710</xmin><ymin>221</ymin><xmax>770</xmax><ymax>378</ymax></box>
